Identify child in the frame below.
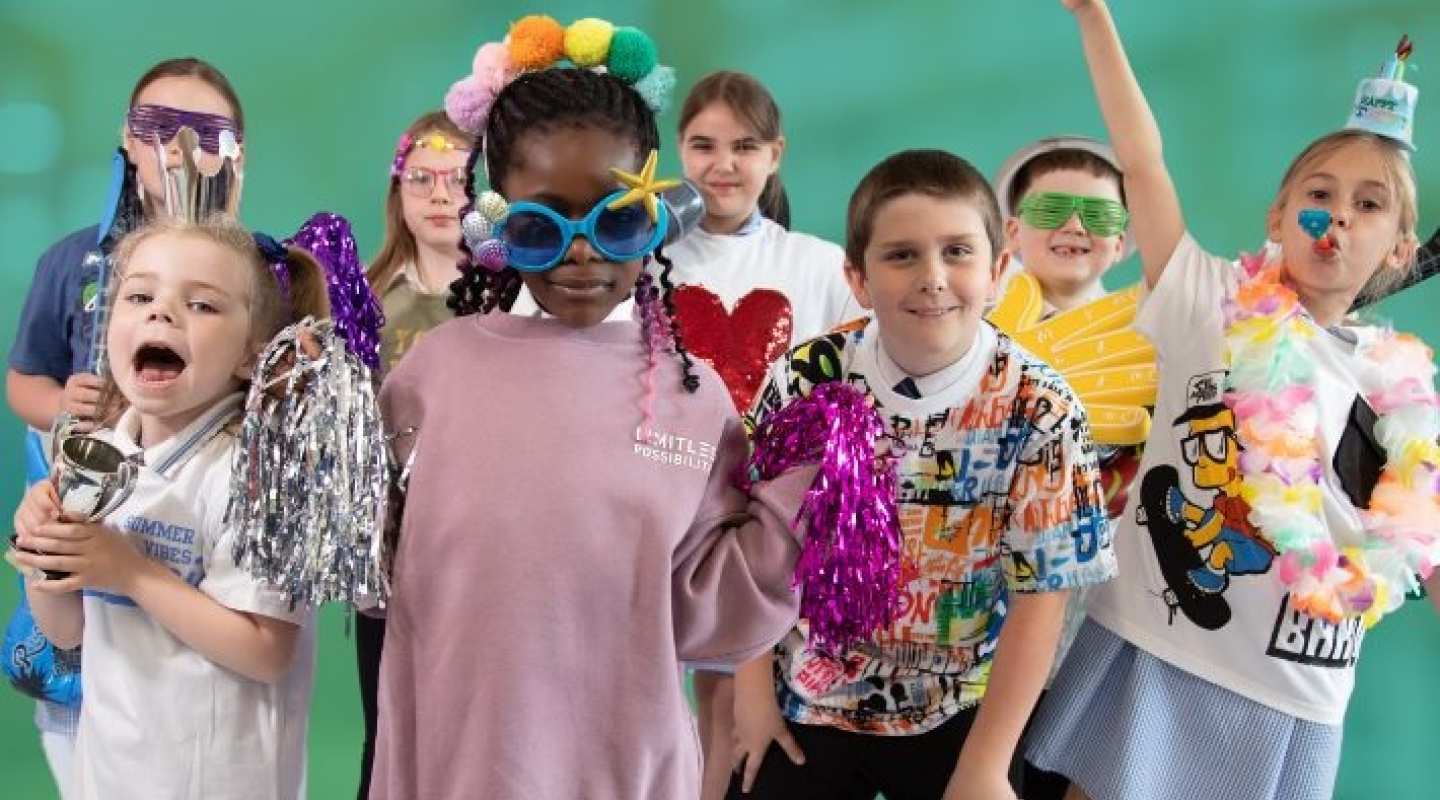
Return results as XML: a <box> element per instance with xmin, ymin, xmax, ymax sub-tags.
<box><xmin>353</xmin><ymin>108</ymin><xmax>468</xmax><ymax>799</ymax></box>
<box><xmin>669</xmin><ymin>69</ymin><xmax>863</xmax><ymax>800</ymax></box>
<box><xmin>367</xmin><ymin>110</ymin><xmax>471</xmax><ymax>368</ymax></box>
<box><xmin>728</xmin><ymin>149</ymin><xmax>1116</xmax><ymax>800</ymax></box>
<box><xmin>10</xmin><ymin>216</ymin><xmax>329</xmax><ymax>799</ymax></box>
<box><xmin>668</xmin><ymin>70</ymin><xmax>861</xmax><ymax>412</ymax></box>
<box><xmin>1028</xmin><ymin>3</ymin><xmax>1439</xmax><ymax>799</ymax></box>
<box><xmin>994</xmin><ymin>136</ymin><xmax>1128</xmax><ymax>315</ymax></box>
<box><xmin>993</xmin><ymin>136</ymin><xmax>1138</xmax><ymax>800</ymax></box>
<box><xmin>3</xmin><ymin>56</ymin><xmax>245</xmax><ymax>799</ymax></box>
<box><xmin>372</xmin><ymin>17</ymin><xmax>810</xmax><ymax>799</ymax></box>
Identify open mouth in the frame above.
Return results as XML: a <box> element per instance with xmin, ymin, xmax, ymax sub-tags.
<box><xmin>133</xmin><ymin>343</ymin><xmax>187</xmax><ymax>385</ymax></box>
<box><xmin>1049</xmin><ymin>243</ymin><xmax>1092</xmax><ymax>258</ymax></box>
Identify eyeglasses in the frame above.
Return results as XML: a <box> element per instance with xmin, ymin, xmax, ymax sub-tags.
<box><xmin>1180</xmin><ymin>429</ymin><xmax>1237</xmax><ymax>467</ymax></box>
<box><xmin>126</xmin><ymin>104</ymin><xmax>241</xmax><ymax>155</ymax></box>
<box><xmin>497</xmin><ymin>190</ymin><xmax>669</xmax><ymax>272</ymax></box>
<box><xmin>1016</xmin><ymin>192</ymin><xmax>1130</xmax><ymax>237</ymax></box>
<box><xmin>400</xmin><ymin>167</ymin><xmax>468</xmax><ymax>198</ymax></box>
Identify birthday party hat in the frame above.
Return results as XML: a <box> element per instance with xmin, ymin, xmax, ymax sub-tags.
<box><xmin>1347</xmin><ymin>36</ymin><xmax>1418</xmax><ymax>151</ymax></box>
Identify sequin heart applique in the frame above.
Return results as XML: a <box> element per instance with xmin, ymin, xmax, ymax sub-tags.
<box><xmin>671</xmin><ymin>285</ymin><xmax>794</xmax><ymax>412</ymax></box>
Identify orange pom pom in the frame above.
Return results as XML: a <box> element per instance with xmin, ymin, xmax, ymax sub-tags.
<box><xmin>507</xmin><ymin>15</ymin><xmax>565</xmax><ymax>69</ymax></box>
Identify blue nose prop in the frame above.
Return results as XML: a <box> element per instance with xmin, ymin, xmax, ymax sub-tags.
<box><xmin>1298</xmin><ymin>208</ymin><xmax>1331</xmax><ymax>240</ymax></box>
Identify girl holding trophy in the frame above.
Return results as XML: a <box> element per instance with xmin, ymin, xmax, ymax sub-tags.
<box><xmin>6</xmin><ymin>130</ymin><xmax>358</xmax><ymax>799</ymax></box>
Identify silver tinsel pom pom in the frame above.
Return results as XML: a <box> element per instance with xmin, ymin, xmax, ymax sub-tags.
<box><xmin>461</xmin><ymin>210</ymin><xmax>492</xmax><ymax>252</ymax></box>
<box><xmin>226</xmin><ymin>319</ymin><xmax>390</xmax><ymax>609</ymax></box>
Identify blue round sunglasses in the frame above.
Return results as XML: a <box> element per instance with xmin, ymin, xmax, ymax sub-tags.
<box><xmin>496</xmin><ymin>190</ymin><xmax>670</xmax><ymax>272</ymax></box>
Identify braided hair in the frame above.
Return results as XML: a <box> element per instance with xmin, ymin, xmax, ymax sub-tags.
<box><xmin>449</xmin><ymin>67</ymin><xmax>700</xmax><ymax>394</ymax></box>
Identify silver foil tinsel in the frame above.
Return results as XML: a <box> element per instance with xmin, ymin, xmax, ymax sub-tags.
<box><xmin>226</xmin><ymin>319</ymin><xmax>390</xmax><ymax>609</ymax></box>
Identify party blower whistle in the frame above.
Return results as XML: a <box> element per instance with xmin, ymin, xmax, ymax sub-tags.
<box><xmin>1299</xmin><ymin>208</ymin><xmax>1338</xmax><ymax>253</ymax></box>
<box><xmin>660</xmin><ymin>179</ymin><xmax>706</xmax><ymax>247</ymax></box>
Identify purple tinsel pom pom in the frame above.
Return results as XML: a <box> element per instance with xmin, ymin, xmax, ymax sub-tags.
<box><xmin>474</xmin><ymin>238</ymin><xmax>509</xmax><ymax>272</ymax></box>
<box><xmin>286</xmin><ymin>213</ymin><xmax>385</xmax><ymax>370</ymax></box>
<box><xmin>739</xmin><ymin>381</ymin><xmax>903</xmax><ymax>655</ymax></box>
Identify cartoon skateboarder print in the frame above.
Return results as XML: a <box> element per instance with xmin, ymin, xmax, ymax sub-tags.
<box><xmin>1137</xmin><ymin>371</ymin><xmax>1275</xmax><ymax>629</ymax></box>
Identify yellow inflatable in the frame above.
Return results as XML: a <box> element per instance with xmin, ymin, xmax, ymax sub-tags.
<box><xmin>986</xmin><ymin>272</ymin><xmax>1157</xmax><ymax>446</ymax></box>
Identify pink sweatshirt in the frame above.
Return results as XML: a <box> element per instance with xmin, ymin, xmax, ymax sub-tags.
<box><xmin>370</xmin><ymin>312</ymin><xmax>809</xmax><ymax>800</ymax></box>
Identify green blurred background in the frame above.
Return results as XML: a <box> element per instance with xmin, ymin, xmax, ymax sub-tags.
<box><xmin>2</xmin><ymin>1</ymin><xmax>1437</xmax><ymax>797</ymax></box>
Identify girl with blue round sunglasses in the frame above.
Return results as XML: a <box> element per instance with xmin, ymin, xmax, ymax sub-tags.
<box><xmin>497</xmin><ymin>190</ymin><xmax>670</xmax><ymax>272</ymax></box>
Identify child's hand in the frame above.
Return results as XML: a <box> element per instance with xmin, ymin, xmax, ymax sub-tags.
<box><xmin>10</xmin><ymin>481</ymin><xmax>63</xmax><ymax>581</ymax></box>
<box><xmin>16</xmin><ymin>520</ymin><xmax>152</xmax><ymax>596</ymax></box>
<box><xmin>261</xmin><ymin>323</ymin><xmax>324</xmax><ymax>401</ymax></box>
<box><xmin>730</xmin><ymin>673</ymin><xmax>804</xmax><ymax>793</ymax></box>
<box><xmin>14</xmin><ymin>480</ymin><xmax>62</xmax><ymax>539</ymax></box>
<box><xmin>1061</xmin><ymin>0</ymin><xmax>1100</xmax><ymax>12</ymax></box>
<box><xmin>62</xmin><ymin>373</ymin><xmax>106</xmax><ymax>430</ymax></box>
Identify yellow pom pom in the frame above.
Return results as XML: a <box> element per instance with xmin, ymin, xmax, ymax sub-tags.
<box><xmin>508</xmin><ymin>14</ymin><xmax>565</xmax><ymax>69</ymax></box>
<box><xmin>564</xmin><ymin>18</ymin><xmax>614</xmax><ymax>67</ymax></box>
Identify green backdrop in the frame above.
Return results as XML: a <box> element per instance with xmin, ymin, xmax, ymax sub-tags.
<box><xmin>2</xmin><ymin>1</ymin><xmax>1437</xmax><ymax>797</ymax></box>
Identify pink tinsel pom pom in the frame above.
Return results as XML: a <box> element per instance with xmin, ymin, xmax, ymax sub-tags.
<box><xmin>445</xmin><ymin>76</ymin><xmax>495</xmax><ymax>136</ymax></box>
<box><xmin>740</xmin><ymin>381</ymin><xmax>904</xmax><ymax>655</ymax></box>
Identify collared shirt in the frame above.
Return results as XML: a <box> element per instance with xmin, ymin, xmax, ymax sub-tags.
<box><xmin>74</xmin><ymin>393</ymin><xmax>316</xmax><ymax>800</ymax></box>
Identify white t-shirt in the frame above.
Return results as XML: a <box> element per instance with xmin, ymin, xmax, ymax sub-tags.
<box><xmin>1085</xmin><ymin>233</ymin><xmax>1384</xmax><ymax>725</ymax></box>
<box><xmin>660</xmin><ymin>216</ymin><xmax>861</xmax><ymax>343</ymax></box>
<box><xmin>510</xmin><ymin>216</ymin><xmax>862</xmax><ymax>412</ymax></box>
<box><xmin>74</xmin><ymin>393</ymin><xmax>316</xmax><ymax>799</ymax></box>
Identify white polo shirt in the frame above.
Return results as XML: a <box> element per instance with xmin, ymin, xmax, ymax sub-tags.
<box><xmin>74</xmin><ymin>393</ymin><xmax>316</xmax><ymax>800</ymax></box>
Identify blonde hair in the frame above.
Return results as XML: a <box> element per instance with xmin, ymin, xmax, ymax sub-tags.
<box><xmin>99</xmin><ymin>216</ymin><xmax>331</xmax><ymax>417</ymax></box>
<box><xmin>367</xmin><ymin>110</ymin><xmax>470</xmax><ymax>294</ymax></box>
<box><xmin>1271</xmin><ymin>130</ymin><xmax>1419</xmax><ymax>301</ymax></box>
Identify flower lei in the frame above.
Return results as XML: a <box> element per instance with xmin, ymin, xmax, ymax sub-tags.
<box><xmin>1223</xmin><ymin>251</ymin><xmax>1440</xmax><ymax>626</ymax></box>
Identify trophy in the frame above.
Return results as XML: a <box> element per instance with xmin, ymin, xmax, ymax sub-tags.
<box><xmin>8</xmin><ymin>434</ymin><xmax>138</xmax><ymax>581</ymax></box>
<box><xmin>54</xmin><ymin>435</ymin><xmax>137</xmax><ymax>523</ymax></box>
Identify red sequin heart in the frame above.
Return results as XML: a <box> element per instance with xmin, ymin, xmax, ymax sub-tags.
<box><xmin>671</xmin><ymin>285</ymin><xmax>794</xmax><ymax>412</ymax></box>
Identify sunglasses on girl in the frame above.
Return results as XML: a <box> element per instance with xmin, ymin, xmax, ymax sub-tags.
<box><xmin>400</xmin><ymin>166</ymin><xmax>468</xmax><ymax>198</ymax></box>
<box><xmin>1016</xmin><ymin>192</ymin><xmax>1130</xmax><ymax>237</ymax></box>
<box><xmin>497</xmin><ymin>191</ymin><xmax>669</xmax><ymax>272</ymax></box>
<box><xmin>126</xmin><ymin>104</ymin><xmax>242</xmax><ymax>156</ymax></box>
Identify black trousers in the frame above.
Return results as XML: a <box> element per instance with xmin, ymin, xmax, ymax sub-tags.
<box><xmin>726</xmin><ymin>706</ymin><xmax>1022</xmax><ymax>800</ymax></box>
<box><xmin>354</xmin><ymin>611</ymin><xmax>386</xmax><ymax>800</ymax></box>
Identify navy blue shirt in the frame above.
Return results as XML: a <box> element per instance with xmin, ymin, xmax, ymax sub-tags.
<box><xmin>9</xmin><ymin>225</ymin><xmax>104</xmax><ymax>382</ymax></box>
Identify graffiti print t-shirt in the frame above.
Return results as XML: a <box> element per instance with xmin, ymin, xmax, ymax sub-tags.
<box><xmin>748</xmin><ymin>319</ymin><xmax>1116</xmax><ymax>735</ymax></box>
<box><xmin>1085</xmin><ymin>233</ymin><xmax>1387</xmax><ymax>726</ymax></box>
<box><xmin>76</xmin><ymin>394</ymin><xmax>315</xmax><ymax>799</ymax></box>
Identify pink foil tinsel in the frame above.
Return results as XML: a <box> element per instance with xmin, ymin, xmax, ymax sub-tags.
<box><xmin>740</xmin><ymin>381</ymin><xmax>903</xmax><ymax>655</ymax></box>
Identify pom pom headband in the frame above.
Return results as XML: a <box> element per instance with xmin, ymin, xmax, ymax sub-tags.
<box><xmin>444</xmin><ymin>14</ymin><xmax>676</xmax><ymax>136</ymax></box>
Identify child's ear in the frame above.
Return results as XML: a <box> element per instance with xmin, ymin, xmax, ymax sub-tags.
<box><xmin>1265</xmin><ymin>203</ymin><xmax>1285</xmax><ymax>244</ymax></box>
<box><xmin>1004</xmin><ymin>216</ymin><xmax>1022</xmax><ymax>251</ymax></box>
<box><xmin>988</xmin><ymin>250</ymin><xmax>1011</xmax><ymax>302</ymax></box>
<box><xmin>768</xmin><ymin>135</ymin><xmax>786</xmax><ymax>175</ymax></box>
<box><xmin>1384</xmin><ymin>233</ymin><xmax>1419</xmax><ymax>274</ymax></box>
<box><xmin>842</xmin><ymin>258</ymin><xmax>874</xmax><ymax>310</ymax></box>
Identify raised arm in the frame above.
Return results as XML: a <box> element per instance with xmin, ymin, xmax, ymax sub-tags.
<box><xmin>1066</xmin><ymin>0</ymin><xmax>1185</xmax><ymax>286</ymax></box>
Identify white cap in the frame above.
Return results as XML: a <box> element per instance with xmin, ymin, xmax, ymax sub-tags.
<box><xmin>992</xmin><ymin>135</ymin><xmax>1134</xmax><ymax>259</ymax></box>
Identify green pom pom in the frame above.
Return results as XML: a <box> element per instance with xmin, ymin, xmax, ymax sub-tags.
<box><xmin>607</xmin><ymin>27</ymin><xmax>658</xmax><ymax>83</ymax></box>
